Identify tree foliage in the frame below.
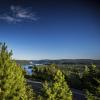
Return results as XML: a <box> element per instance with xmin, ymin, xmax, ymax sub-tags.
<box><xmin>42</xmin><ymin>64</ymin><xmax>72</xmax><ymax>100</ymax></box>
<box><xmin>0</xmin><ymin>43</ymin><xmax>34</xmax><ymax>100</ymax></box>
<box><xmin>32</xmin><ymin>64</ymin><xmax>58</xmax><ymax>81</ymax></box>
<box><xmin>82</xmin><ymin>64</ymin><xmax>100</xmax><ymax>99</ymax></box>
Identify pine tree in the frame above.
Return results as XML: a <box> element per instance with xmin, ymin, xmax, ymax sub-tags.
<box><xmin>42</xmin><ymin>67</ymin><xmax>72</xmax><ymax>100</ymax></box>
<box><xmin>0</xmin><ymin>43</ymin><xmax>34</xmax><ymax>100</ymax></box>
<box><xmin>86</xmin><ymin>90</ymin><xmax>95</xmax><ymax>100</ymax></box>
<box><xmin>82</xmin><ymin>64</ymin><xmax>100</xmax><ymax>99</ymax></box>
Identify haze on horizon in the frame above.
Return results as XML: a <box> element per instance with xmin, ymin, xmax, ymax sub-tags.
<box><xmin>0</xmin><ymin>0</ymin><xmax>100</xmax><ymax>60</ymax></box>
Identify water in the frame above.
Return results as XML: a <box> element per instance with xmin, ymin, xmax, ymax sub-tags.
<box><xmin>22</xmin><ymin>65</ymin><xmax>33</xmax><ymax>75</ymax></box>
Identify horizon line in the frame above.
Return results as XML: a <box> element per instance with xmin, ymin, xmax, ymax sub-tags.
<box><xmin>14</xmin><ymin>58</ymin><xmax>100</xmax><ymax>60</ymax></box>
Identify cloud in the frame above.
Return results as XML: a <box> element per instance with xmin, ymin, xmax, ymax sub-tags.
<box><xmin>0</xmin><ymin>5</ymin><xmax>38</xmax><ymax>23</ymax></box>
<box><xmin>0</xmin><ymin>15</ymin><xmax>21</xmax><ymax>23</ymax></box>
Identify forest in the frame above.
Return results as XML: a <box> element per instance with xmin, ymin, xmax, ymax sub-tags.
<box><xmin>0</xmin><ymin>43</ymin><xmax>100</xmax><ymax>100</ymax></box>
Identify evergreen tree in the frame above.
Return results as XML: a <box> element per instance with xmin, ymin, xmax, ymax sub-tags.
<box><xmin>86</xmin><ymin>90</ymin><xmax>96</xmax><ymax>100</ymax></box>
<box><xmin>0</xmin><ymin>43</ymin><xmax>34</xmax><ymax>100</ymax></box>
<box><xmin>42</xmin><ymin>66</ymin><xmax>72</xmax><ymax>100</ymax></box>
<box><xmin>82</xmin><ymin>64</ymin><xmax>100</xmax><ymax>99</ymax></box>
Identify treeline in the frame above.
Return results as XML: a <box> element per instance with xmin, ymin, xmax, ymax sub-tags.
<box><xmin>16</xmin><ymin>59</ymin><xmax>100</xmax><ymax>66</ymax></box>
<box><xmin>0</xmin><ymin>43</ymin><xmax>100</xmax><ymax>100</ymax></box>
<box><xmin>16</xmin><ymin>60</ymin><xmax>32</xmax><ymax>65</ymax></box>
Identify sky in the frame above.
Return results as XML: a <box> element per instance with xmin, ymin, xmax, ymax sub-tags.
<box><xmin>0</xmin><ymin>0</ymin><xmax>100</xmax><ymax>60</ymax></box>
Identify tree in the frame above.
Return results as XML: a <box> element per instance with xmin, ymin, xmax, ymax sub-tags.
<box><xmin>32</xmin><ymin>64</ymin><xmax>58</xmax><ymax>81</ymax></box>
<box><xmin>42</xmin><ymin>66</ymin><xmax>72</xmax><ymax>100</ymax></box>
<box><xmin>82</xmin><ymin>64</ymin><xmax>100</xmax><ymax>99</ymax></box>
<box><xmin>0</xmin><ymin>43</ymin><xmax>34</xmax><ymax>100</ymax></box>
<box><xmin>86</xmin><ymin>90</ymin><xmax>96</xmax><ymax>100</ymax></box>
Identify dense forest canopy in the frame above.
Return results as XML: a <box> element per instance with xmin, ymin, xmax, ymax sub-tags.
<box><xmin>16</xmin><ymin>59</ymin><xmax>100</xmax><ymax>66</ymax></box>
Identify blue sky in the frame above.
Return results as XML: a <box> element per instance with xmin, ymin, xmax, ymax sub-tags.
<box><xmin>0</xmin><ymin>0</ymin><xmax>100</xmax><ymax>60</ymax></box>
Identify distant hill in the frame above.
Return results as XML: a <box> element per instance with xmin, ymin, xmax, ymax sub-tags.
<box><xmin>15</xmin><ymin>60</ymin><xmax>32</xmax><ymax>65</ymax></box>
<box><xmin>15</xmin><ymin>59</ymin><xmax>100</xmax><ymax>65</ymax></box>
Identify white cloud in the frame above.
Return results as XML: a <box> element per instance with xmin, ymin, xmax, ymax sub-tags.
<box><xmin>0</xmin><ymin>5</ymin><xmax>38</xmax><ymax>23</ymax></box>
<box><xmin>0</xmin><ymin>15</ymin><xmax>21</xmax><ymax>23</ymax></box>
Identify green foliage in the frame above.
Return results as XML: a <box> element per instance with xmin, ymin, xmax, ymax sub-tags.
<box><xmin>15</xmin><ymin>60</ymin><xmax>31</xmax><ymax>65</ymax></box>
<box><xmin>32</xmin><ymin>64</ymin><xmax>72</xmax><ymax>99</ymax></box>
<box><xmin>85</xmin><ymin>90</ymin><xmax>100</xmax><ymax>100</ymax></box>
<box><xmin>0</xmin><ymin>43</ymin><xmax>34</xmax><ymax>100</ymax></box>
<box><xmin>58</xmin><ymin>64</ymin><xmax>83</xmax><ymax>90</ymax></box>
<box><xmin>32</xmin><ymin>64</ymin><xmax>58</xmax><ymax>81</ymax></box>
<box><xmin>82</xmin><ymin>64</ymin><xmax>100</xmax><ymax>99</ymax></box>
<box><xmin>37</xmin><ymin>95</ymin><xmax>43</xmax><ymax>100</ymax></box>
<box><xmin>42</xmin><ymin>65</ymin><xmax>72</xmax><ymax>100</ymax></box>
<box><xmin>68</xmin><ymin>73</ymin><xmax>82</xmax><ymax>90</ymax></box>
<box><xmin>86</xmin><ymin>90</ymin><xmax>96</xmax><ymax>100</ymax></box>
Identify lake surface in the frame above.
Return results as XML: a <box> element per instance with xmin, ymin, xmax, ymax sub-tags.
<box><xmin>22</xmin><ymin>65</ymin><xmax>33</xmax><ymax>75</ymax></box>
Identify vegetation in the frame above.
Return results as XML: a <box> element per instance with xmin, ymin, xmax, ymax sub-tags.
<box><xmin>32</xmin><ymin>63</ymin><xmax>100</xmax><ymax>99</ymax></box>
<box><xmin>82</xmin><ymin>65</ymin><xmax>100</xmax><ymax>99</ymax></box>
<box><xmin>37</xmin><ymin>64</ymin><xmax>72</xmax><ymax>100</ymax></box>
<box><xmin>32</xmin><ymin>64</ymin><xmax>60</xmax><ymax>81</ymax></box>
<box><xmin>42</xmin><ymin>70</ymin><xmax>72</xmax><ymax>100</ymax></box>
<box><xmin>0</xmin><ymin>43</ymin><xmax>35</xmax><ymax>100</ymax></box>
<box><xmin>0</xmin><ymin>42</ymin><xmax>100</xmax><ymax>100</ymax></box>
<box><xmin>16</xmin><ymin>60</ymin><xmax>32</xmax><ymax>65</ymax></box>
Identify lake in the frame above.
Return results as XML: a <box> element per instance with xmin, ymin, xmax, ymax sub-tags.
<box><xmin>22</xmin><ymin>65</ymin><xmax>33</xmax><ymax>75</ymax></box>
